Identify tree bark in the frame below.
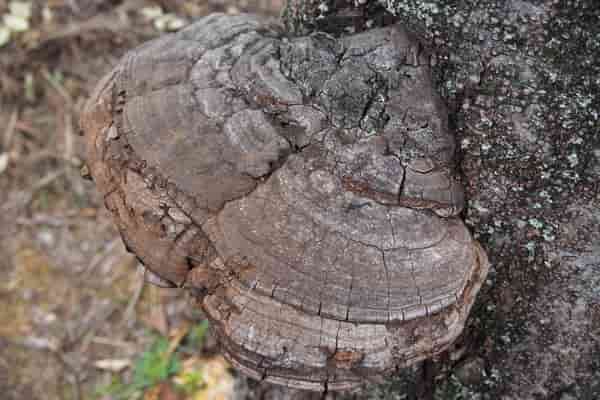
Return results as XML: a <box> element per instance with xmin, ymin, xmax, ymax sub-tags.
<box><xmin>282</xmin><ymin>1</ymin><xmax>600</xmax><ymax>399</ymax></box>
<box><xmin>283</xmin><ymin>0</ymin><xmax>600</xmax><ymax>399</ymax></box>
<box><xmin>281</xmin><ymin>0</ymin><xmax>396</xmax><ymax>35</ymax></box>
<box><xmin>276</xmin><ymin>1</ymin><xmax>447</xmax><ymax>399</ymax></box>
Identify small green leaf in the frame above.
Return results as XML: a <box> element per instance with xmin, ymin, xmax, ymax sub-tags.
<box><xmin>132</xmin><ymin>336</ymin><xmax>181</xmax><ymax>390</ymax></box>
<box><xmin>188</xmin><ymin>320</ymin><xmax>210</xmax><ymax>348</ymax></box>
<box><xmin>99</xmin><ymin>335</ymin><xmax>182</xmax><ymax>399</ymax></box>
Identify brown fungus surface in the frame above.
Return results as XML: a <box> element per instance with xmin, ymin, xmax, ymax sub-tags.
<box><xmin>81</xmin><ymin>13</ymin><xmax>489</xmax><ymax>392</ymax></box>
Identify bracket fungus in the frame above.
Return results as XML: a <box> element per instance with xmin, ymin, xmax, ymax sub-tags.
<box><xmin>81</xmin><ymin>13</ymin><xmax>489</xmax><ymax>392</ymax></box>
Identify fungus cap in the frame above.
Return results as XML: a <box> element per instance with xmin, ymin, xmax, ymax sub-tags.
<box><xmin>81</xmin><ymin>13</ymin><xmax>489</xmax><ymax>391</ymax></box>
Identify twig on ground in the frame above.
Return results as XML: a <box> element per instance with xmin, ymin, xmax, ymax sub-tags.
<box><xmin>42</xmin><ymin>69</ymin><xmax>73</xmax><ymax>107</ymax></box>
<box><xmin>31</xmin><ymin>168</ymin><xmax>68</xmax><ymax>193</ymax></box>
<box><xmin>14</xmin><ymin>120</ymin><xmax>43</xmax><ymax>141</ymax></box>
<box><xmin>20</xmin><ymin>335</ymin><xmax>61</xmax><ymax>352</ymax></box>
<box><xmin>23</xmin><ymin>149</ymin><xmax>80</xmax><ymax>166</ymax></box>
<box><xmin>2</xmin><ymin>168</ymin><xmax>68</xmax><ymax>212</ymax></box>
<box><xmin>54</xmin><ymin>351</ymin><xmax>82</xmax><ymax>400</ymax></box>
<box><xmin>122</xmin><ymin>267</ymin><xmax>146</xmax><ymax>327</ymax></box>
<box><xmin>34</xmin><ymin>0</ymin><xmax>150</xmax><ymax>47</ymax></box>
<box><xmin>90</xmin><ymin>336</ymin><xmax>137</xmax><ymax>351</ymax></box>
<box><xmin>13</xmin><ymin>337</ymin><xmax>82</xmax><ymax>400</ymax></box>
<box><xmin>68</xmin><ymin>299</ymin><xmax>118</xmax><ymax>352</ymax></box>
<box><xmin>2</xmin><ymin>108</ymin><xmax>18</xmax><ymax>150</ymax></box>
<box><xmin>63</xmin><ymin>112</ymin><xmax>74</xmax><ymax>161</ymax></box>
<box><xmin>93</xmin><ymin>358</ymin><xmax>131</xmax><ymax>372</ymax></box>
<box><xmin>42</xmin><ymin>69</ymin><xmax>76</xmax><ymax>164</ymax></box>
<box><xmin>67</xmin><ymin>0</ymin><xmax>82</xmax><ymax>15</ymax></box>
<box><xmin>166</xmin><ymin>325</ymin><xmax>190</xmax><ymax>359</ymax></box>
<box><xmin>83</xmin><ymin>237</ymin><xmax>123</xmax><ymax>276</ymax></box>
<box><xmin>16</xmin><ymin>208</ymin><xmax>98</xmax><ymax>227</ymax></box>
<box><xmin>16</xmin><ymin>215</ymin><xmax>73</xmax><ymax>227</ymax></box>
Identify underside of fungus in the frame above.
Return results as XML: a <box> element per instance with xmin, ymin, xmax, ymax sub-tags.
<box><xmin>81</xmin><ymin>13</ymin><xmax>489</xmax><ymax>391</ymax></box>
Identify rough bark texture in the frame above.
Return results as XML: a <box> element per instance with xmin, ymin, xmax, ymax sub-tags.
<box><xmin>340</xmin><ymin>1</ymin><xmax>598</xmax><ymax>399</ymax></box>
<box><xmin>81</xmin><ymin>13</ymin><xmax>489</xmax><ymax>392</ymax></box>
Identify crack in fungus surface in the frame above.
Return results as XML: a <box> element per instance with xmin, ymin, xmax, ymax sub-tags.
<box><xmin>81</xmin><ymin>13</ymin><xmax>489</xmax><ymax>392</ymax></box>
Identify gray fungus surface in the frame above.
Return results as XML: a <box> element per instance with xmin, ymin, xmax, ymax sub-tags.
<box><xmin>81</xmin><ymin>13</ymin><xmax>489</xmax><ymax>391</ymax></box>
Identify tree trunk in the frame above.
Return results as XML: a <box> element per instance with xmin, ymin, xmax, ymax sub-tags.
<box><xmin>283</xmin><ymin>0</ymin><xmax>600</xmax><ymax>399</ymax></box>
<box><xmin>281</xmin><ymin>0</ymin><xmax>396</xmax><ymax>35</ymax></box>
<box><xmin>275</xmin><ymin>1</ymin><xmax>443</xmax><ymax>399</ymax></box>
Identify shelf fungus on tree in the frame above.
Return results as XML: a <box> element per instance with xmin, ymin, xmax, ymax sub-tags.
<box><xmin>81</xmin><ymin>13</ymin><xmax>489</xmax><ymax>392</ymax></box>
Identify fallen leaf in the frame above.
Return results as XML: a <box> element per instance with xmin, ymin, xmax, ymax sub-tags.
<box><xmin>144</xmin><ymin>381</ymin><xmax>182</xmax><ymax>400</ymax></box>
<box><xmin>153</xmin><ymin>14</ymin><xmax>186</xmax><ymax>32</ymax></box>
<box><xmin>0</xmin><ymin>26</ymin><xmax>10</xmax><ymax>47</ymax></box>
<box><xmin>41</xmin><ymin>6</ymin><xmax>53</xmax><ymax>22</ymax></box>
<box><xmin>21</xmin><ymin>335</ymin><xmax>60</xmax><ymax>351</ymax></box>
<box><xmin>3</xmin><ymin>14</ymin><xmax>29</xmax><ymax>32</ymax></box>
<box><xmin>9</xmin><ymin>1</ymin><xmax>32</xmax><ymax>19</ymax></box>
<box><xmin>94</xmin><ymin>358</ymin><xmax>131</xmax><ymax>372</ymax></box>
<box><xmin>78</xmin><ymin>207</ymin><xmax>98</xmax><ymax>218</ymax></box>
<box><xmin>0</xmin><ymin>153</ymin><xmax>8</xmax><ymax>174</ymax></box>
<box><xmin>139</xmin><ymin>6</ymin><xmax>163</xmax><ymax>20</ymax></box>
<box><xmin>174</xmin><ymin>356</ymin><xmax>235</xmax><ymax>400</ymax></box>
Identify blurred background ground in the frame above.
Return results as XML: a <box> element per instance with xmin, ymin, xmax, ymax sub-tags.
<box><xmin>0</xmin><ymin>1</ymin><xmax>284</xmax><ymax>399</ymax></box>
